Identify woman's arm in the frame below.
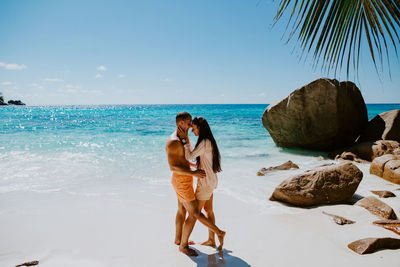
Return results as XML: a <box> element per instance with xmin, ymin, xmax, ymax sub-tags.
<box><xmin>184</xmin><ymin>140</ymin><xmax>206</xmax><ymax>161</ymax></box>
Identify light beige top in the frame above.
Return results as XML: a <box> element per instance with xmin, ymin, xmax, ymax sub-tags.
<box><xmin>184</xmin><ymin>139</ymin><xmax>218</xmax><ymax>189</ymax></box>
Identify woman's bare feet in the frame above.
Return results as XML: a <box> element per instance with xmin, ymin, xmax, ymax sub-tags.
<box><xmin>201</xmin><ymin>239</ymin><xmax>216</xmax><ymax>247</ymax></box>
<box><xmin>217</xmin><ymin>231</ymin><xmax>226</xmax><ymax>250</ymax></box>
<box><xmin>179</xmin><ymin>246</ymin><xmax>198</xmax><ymax>257</ymax></box>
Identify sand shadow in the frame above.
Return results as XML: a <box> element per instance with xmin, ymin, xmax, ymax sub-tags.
<box><xmin>189</xmin><ymin>249</ymin><xmax>251</xmax><ymax>267</ymax></box>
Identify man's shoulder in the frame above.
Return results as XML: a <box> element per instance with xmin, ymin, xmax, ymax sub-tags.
<box><xmin>166</xmin><ymin>137</ymin><xmax>182</xmax><ymax>149</ymax></box>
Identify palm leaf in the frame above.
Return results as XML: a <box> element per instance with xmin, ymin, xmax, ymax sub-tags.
<box><xmin>274</xmin><ymin>0</ymin><xmax>400</xmax><ymax>78</ymax></box>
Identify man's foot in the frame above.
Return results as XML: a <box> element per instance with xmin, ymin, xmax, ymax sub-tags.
<box><xmin>201</xmin><ymin>239</ymin><xmax>216</xmax><ymax>247</ymax></box>
<box><xmin>179</xmin><ymin>246</ymin><xmax>198</xmax><ymax>257</ymax></box>
<box><xmin>175</xmin><ymin>240</ymin><xmax>195</xmax><ymax>245</ymax></box>
<box><xmin>217</xmin><ymin>231</ymin><xmax>226</xmax><ymax>250</ymax></box>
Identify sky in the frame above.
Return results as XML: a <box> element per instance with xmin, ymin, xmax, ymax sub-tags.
<box><xmin>0</xmin><ymin>0</ymin><xmax>399</xmax><ymax>105</ymax></box>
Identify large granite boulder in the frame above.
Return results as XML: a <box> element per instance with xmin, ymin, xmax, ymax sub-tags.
<box><xmin>270</xmin><ymin>162</ymin><xmax>363</xmax><ymax>207</ymax></box>
<box><xmin>358</xmin><ymin>109</ymin><xmax>400</xmax><ymax>142</ymax></box>
<box><xmin>330</xmin><ymin>140</ymin><xmax>400</xmax><ymax>161</ymax></box>
<box><xmin>370</xmin><ymin>154</ymin><xmax>400</xmax><ymax>184</ymax></box>
<box><xmin>262</xmin><ymin>78</ymin><xmax>367</xmax><ymax>151</ymax></box>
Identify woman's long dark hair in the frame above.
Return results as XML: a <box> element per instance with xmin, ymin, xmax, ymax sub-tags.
<box><xmin>192</xmin><ymin>117</ymin><xmax>222</xmax><ymax>173</ymax></box>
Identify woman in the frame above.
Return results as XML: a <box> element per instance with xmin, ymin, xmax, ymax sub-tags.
<box><xmin>182</xmin><ymin>116</ymin><xmax>223</xmax><ymax>249</ymax></box>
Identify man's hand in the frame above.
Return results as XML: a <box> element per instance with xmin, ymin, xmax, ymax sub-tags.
<box><xmin>193</xmin><ymin>169</ymin><xmax>206</xmax><ymax>179</ymax></box>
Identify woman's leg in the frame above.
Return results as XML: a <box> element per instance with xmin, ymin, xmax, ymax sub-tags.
<box><xmin>196</xmin><ymin>196</ymin><xmax>225</xmax><ymax>250</ymax></box>
<box><xmin>202</xmin><ymin>194</ymin><xmax>216</xmax><ymax>247</ymax></box>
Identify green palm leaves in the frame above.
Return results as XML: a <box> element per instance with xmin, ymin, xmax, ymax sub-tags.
<box><xmin>275</xmin><ymin>0</ymin><xmax>400</xmax><ymax>77</ymax></box>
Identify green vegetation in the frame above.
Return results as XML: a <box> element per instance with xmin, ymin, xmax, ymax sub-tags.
<box><xmin>274</xmin><ymin>0</ymin><xmax>400</xmax><ymax>77</ymax></box>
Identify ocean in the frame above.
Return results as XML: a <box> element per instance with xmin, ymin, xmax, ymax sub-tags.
<box><xmin>1</xmin><ymin>104</ymin><xmax>399</xmax><ymax>213</ymax></box>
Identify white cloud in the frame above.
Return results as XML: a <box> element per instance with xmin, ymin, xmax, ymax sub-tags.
<box><xmin>95</xmin><ymin>73</ymin><xmax>103</xmax><ymax>79</ymax></box>
<box><xmin>117</xmin><ymin>74</ymin><xmax>125</xmax><ymax>78</ymax></box>
<box><xmin>97</xmin><ymin>65</ymin><xmax>107</xmax><ymax>71</ymax></box>
<box><xmin>0</xmin><ymin>62</ymin><xmax>27</xmax><ymax>70</ymax></box>
<box><xmin>43</xmin><ymin>78</ymin><xmax>64</xmax><ymax>82</ymax></box>
<box><xmin>2</xmin><ymin>81</ymin><xmax>16</xmax><ymax>85</ymax></box>
<box><xmin>81</xmin><ymin>89</ymin><xmax>104</xmax><ymax>95</ymax></box>
<box><xmin>65</xmin><ymin>84</ymin><xmax>81</xmax><ymax>89</ymax></box>
<box><xmin>30</xmin><ymin>83</ymin><xmax>44</xmax><ymax>89</ymax></box>
<box><xmin>163</xmin><ymin>78</ymin><xmax>173</xmax><ymax>83</ymax></box>
<box><xmin>259</xmin><ymin>92</ymin><xmax>265</xmax><ymax>97</ymax></box>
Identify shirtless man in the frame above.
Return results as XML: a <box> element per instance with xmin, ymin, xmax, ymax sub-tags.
<box><xmin>166</xmin><ymin>112</ymin><xmax>225</xmax><ymax>256</ymax></box>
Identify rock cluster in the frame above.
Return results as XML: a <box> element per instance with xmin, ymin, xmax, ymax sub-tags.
<box><xmin>0</xmin><ymin>95</ymin><xmax>25</xmax><ymax>106</ymax></box>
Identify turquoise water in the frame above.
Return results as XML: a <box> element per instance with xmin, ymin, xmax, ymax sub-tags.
<box><xmin>1</xmin><ymin>104</ymin><xmax>399</xmax><ymax>207</ymax></box>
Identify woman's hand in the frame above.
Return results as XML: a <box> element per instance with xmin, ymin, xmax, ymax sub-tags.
<box><xmin>177</xmin><ymin>126</ymin><xmax>186</xmax><ymax>140</ymax></box>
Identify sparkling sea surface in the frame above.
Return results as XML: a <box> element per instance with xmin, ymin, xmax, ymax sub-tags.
<box><xmin>1</xmin><ymin>104</ymin><xmax>399</xmax><ymax>211</ymax></box>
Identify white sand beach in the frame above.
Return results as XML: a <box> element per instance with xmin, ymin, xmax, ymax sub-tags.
<box><xmin>1</xmin><ymin>161</ymin><xmax>399</xmax><ymax>267</ymax></box>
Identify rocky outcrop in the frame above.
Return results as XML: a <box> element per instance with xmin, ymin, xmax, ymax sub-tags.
<box><xmin>358</xmin><ymin>109</ymin><xmax>400</xmax><ymax>143</ymax></box>
<box><xmin>262</xmin><ymin>78</ymin><xmax>367</xmax><ymax>151</ymax></box>
<box><xmin>348</xmin><ymin>238</ymin><xmax>400</xmax><ymax>254</ymax></box>
<box><xmin>355</xmin><ymin>196</ymin><xmax>397</xmax><ymax>219</ymax></box>
<box><xmin>257</xmin><ymin>160</ymin><xmax>299</xmax><ymax>176</ymax></box>
<box><xmin>371</xmin><ymin>190</ymin><xmax>396</xmax><ymax>198</ymax></box>
<box><xmin>0</xmin><ymin>96</ymin><xmax>7</xmax><ymax>105</ymax></box>
<box><xmin>330</xmin><ymin>140</ymin><xmax>400</xmax><ymax>162</ymax></box>
<box><xmin>370</xmin><ymin>154</ymin><xmax>400</xmax><ymax>184</ymax></box>
<box><xmin>8</xmin><ymin>100</ymin><xmax>25</xmax><ymax>105</ymax></box>
<box><xmin>269</xmin><ymin>162</ymin><xmax>363</xmax><ymax>207</ymax></box>
<box><xmin>373</xmin><ymin>219</ymin><xmax>400</xmax><ymax>235</ymax></box>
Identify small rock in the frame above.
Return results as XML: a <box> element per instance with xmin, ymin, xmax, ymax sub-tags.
<box><xmin>348</xmin><ymin>237</ymin><xmax>400</xmax><ymax>254</ymax></box>
<box><xmin>373</xmin><ymin>219</ymin><xmax>400</xmax><ymax>235</ymax></box>
<box><xmin>371</xmin><ymin>190</ymin><xmax>396</xmax><ymax>198</ymax></box>
<box><xmin>355</xmin><ymin>196</ymin><xmax>397</xmax><ymax>219</ymax></box>
<box><xmin>15</xmin><ymin>261</ymin><xmax>39</xmax><ymax>267</ymax></box>
<box><xmin>322</xmin><ymin>211</ymin><xmax>355</xmax><ymax>225</ymax></box>
<box><xmin>257</xmin><ymin>160</ymin><xmax>299</xmax><ymax>176</ymax></box>
<box><xmin>335</xmin><ymin>151</ymin><xmax>368</xmax><ymax>163</ymax></box>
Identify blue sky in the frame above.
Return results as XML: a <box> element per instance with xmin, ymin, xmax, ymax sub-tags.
<box><xmin>0</xmin><ymin>0</ymin><xmax>399</xmax><ymax>105</ymax></box>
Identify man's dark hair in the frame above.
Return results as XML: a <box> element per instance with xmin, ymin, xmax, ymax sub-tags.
<box><xmin>176</xmin><ymin>111</ymin><xmax>192</xmax><ymax>124</ymax></box>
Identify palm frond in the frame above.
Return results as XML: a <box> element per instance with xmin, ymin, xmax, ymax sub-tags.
<box><xmin>274</xmin><ymin>0</ymin><xmax>400</xmax><ymax>78</ymax></box>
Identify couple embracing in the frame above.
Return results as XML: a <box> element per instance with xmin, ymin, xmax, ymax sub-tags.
<box><xmin>165</xmin><ymin>112</ymin><xmax>225</xmax><ymax>257</ymax></box>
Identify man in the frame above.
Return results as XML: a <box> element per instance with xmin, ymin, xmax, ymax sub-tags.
<box><xmin>166</xmin><ymin>111</ymin><xmax>205</xmax><ymax>256</ymax></box>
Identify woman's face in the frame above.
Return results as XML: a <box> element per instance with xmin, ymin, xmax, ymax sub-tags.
<box><xmin>191</xmin><ymin>123</ymin><xmax>199</xmax><ymax>137</ymax></box>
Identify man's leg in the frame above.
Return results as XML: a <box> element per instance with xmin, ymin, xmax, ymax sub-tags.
<box><xmin>182</xmin><ymin>199</ymin><xmax>225</xmax><ymax>250</ymax></box>
<box><xmin>202</xmin><ymin>195</ymin><xmax>216</xmax><ymax>247</ymax></box>
<box><xmin>174</xmin><ymin>199</ymin><xmax>186</xmax><ymax>245</ymax></box>
<box><xmin>179</xmin><ymin>200</ymin><xmax>199</xmax><ymax>256</ymax></box>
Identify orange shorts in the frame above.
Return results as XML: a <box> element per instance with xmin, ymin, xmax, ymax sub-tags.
<box><xmin>171</xmin><ymin>172</ymin><xmax>195</xmax><ymax>203</ymax></box>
